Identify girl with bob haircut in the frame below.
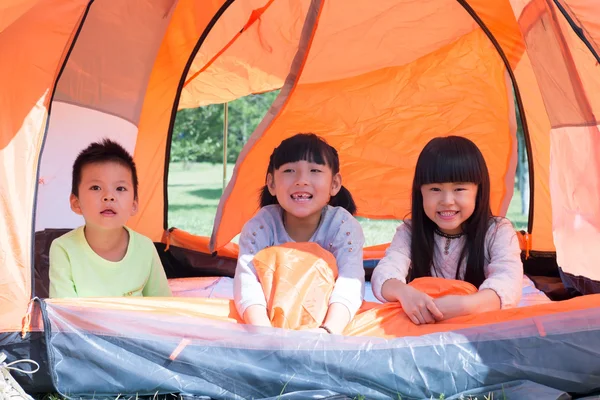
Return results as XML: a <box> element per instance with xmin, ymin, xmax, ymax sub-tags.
<box><xmin>371</xmin><ymin>136</ymin><xmax>523</xmax><ymax>325</ymax></box>
<box><xmin>234</xmin><ymin>133</ymin><xmax>365</xmax><ymax>334</ymax></box>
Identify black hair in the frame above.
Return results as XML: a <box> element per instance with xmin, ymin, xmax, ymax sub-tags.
<box><xmin>259</xmin><ymin>133</ymin><xmax>357</xmax><ymax>215</ymax></box>
<box><xmin>71</xmin><ymin>138</ymin><xmax>139</xmax><ymax>199</ymax></box>
<box><xmin>408</xmin><ymin>136</ymin><xmax>492</xmax><ymax>288</ymax></box>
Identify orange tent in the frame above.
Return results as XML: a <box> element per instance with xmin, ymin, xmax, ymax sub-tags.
<box><xmin>1</xmin><ymin>0</ymin><xmax>599</xmax><ymax>398</ymax></box>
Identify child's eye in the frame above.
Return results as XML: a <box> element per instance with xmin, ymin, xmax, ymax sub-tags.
<box><xmin>282</xmin><ymin>169</ymin><xmax>294</xmax><ymax>173</ymax></box>
<box><xmin>90</xmin><ymin>185</ymin><xmax>101</xmax><ymax>191</ymax></box>
<box><xmin>311</xmin><ymin>169</ymin><xmax>322</xmax><ymax>173</ymax></box>
<box><xmin>116</xmin><ymin>186</ymin><xmax>127</xmax><ymax>192</ymax></box>
<box><xmin>430</xmin><ymin>187</ymin><xmax>441</xmax><ymax>192</ymax></box>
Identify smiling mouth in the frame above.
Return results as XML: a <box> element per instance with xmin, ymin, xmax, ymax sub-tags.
<box><xmin>291</xmin><ymin>193</ymin><xmax>312</xmax><ymax>202</ymax></box>
<box><xmin>438</xmin><ymin>211</ymin><xmax>458</xmax><ymax>218</ymax></box>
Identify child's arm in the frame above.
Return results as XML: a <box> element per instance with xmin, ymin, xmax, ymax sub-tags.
<box><xmin>319</xmin><ymin>303</ymin><xmax>351</xmax><ymax>334</ymax></box>
<box><xmin>234</xmin><ymin>220</ymin><xmax>271</xmax><ymax>327</ymax></box>
<box><xmin>433</xmin><ymin>219</ymin><xmax>523</xmax><ymax>319</ymax></box>
<box><xmin>49</xmin><ymin>241</ymin><xmax>78</xmax><ymax>298</ymax></box>
<box><xmin>371</xmin><ymin>224</ymin><xmax>412</xmax><ymax>302</ymax></box>
<box><xmin>243</xmin><ymin>304</ymin><xmax>273</xmax><ymax>327</ymax></box>
<box><xmin>433</xmin><ymin>289</ymin><xmax>500</xmax><ymax>320</ymax></box>
<box><xmin>372</xmin><ymin>224</ymin><xmax>443</xmax><ymax>324</ymax></box>
<box><xmin>326</xmin><ymin>216</ymin><xmax>365</xmax><ymax>334</ymax></box>
<box><xmin>142</xmin><ymin>246</ymin><xmax>172</xmax><ymax>297</ymax></box>
<box><xmin>477</xmin><ymin>219</ymin><xmax>524</xmax><ymax>308</ymax></box>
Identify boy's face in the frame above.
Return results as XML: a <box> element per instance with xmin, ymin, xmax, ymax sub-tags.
<box><xmin>70</xmin><ymin>161</ymin><xmax>138</xmax><ymax>231</ymax></box>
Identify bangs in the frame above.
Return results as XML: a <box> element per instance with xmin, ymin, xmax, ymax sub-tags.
<box><xmin>415</xmin><ymin>137</ymin><xmax>485</xmax><ymax>185</ymax></box>
<box><xmin>271</xmin><ymin>134</ymin><xmax>338</xmax><ymax>171</ymax></box>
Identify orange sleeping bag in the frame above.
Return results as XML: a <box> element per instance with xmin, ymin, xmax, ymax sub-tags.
<box><xmin>227</xmin><ymin>243</ymin><xmax>600</xmax><ymax>338</ymax></box>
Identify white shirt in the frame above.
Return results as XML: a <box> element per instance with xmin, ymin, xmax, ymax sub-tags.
<box><xmin>371</xmin><ymin>218</ymin><xmax>523</xmax><ymax>308</ymax></box>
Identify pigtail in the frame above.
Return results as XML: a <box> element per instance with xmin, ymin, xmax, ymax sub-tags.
<box><xmin>328</xmin><ymin>185</ymin><xmax>357</xmax><ymax>215</ymax></box>
<box><xmin>259</xmin><ymin>154</ymin><xmax>277</xmax><ymax>208</ymax></box>
<box><xmin>259</xmin><ymin>185</ymin><xmax>278</xmax><ymax>208</ymax></box>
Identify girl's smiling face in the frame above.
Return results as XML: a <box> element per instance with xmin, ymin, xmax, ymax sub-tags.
<box><xmin>420</xmin><ymin>182</ymin><xmax>478</xmax><ymax>235</ymax></box>
<box><xmin>267</xmin><ymin>160</ymin><xmax>341</xmax><ymax>221</ymax></box>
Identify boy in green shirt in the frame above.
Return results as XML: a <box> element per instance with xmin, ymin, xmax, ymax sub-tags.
<box><xmin>49</xmin><ymin>139</ymin><xmax>172</xmax><ymax>298</ymax></box>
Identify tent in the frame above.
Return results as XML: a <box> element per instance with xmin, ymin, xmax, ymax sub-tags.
<box><xmin>1</xmin><ymin>0</ymin><xmax>600</xmax><ymax>398</ymax></box>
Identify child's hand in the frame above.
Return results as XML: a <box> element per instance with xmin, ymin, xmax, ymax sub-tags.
<box><xmin>433</xmin><ymin>295</ymin><xmax>468</xmax><ymax>321</ymax></box>
<box><xmin>396</xmin><ymin>284</ymin><xmax>444</xmax><ymax>325</ymax></box>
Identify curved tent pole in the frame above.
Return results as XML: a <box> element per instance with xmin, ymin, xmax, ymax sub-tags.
<box><xmin>456</xmin><ymin>0</ymin><xmax>535</xmax><ymax>235</ymax></box>
<box><xmin>551</xmin><ymin>0</ymin><xmax>600</xmax><ymax>64</ymax></box>
<box><xmin>223</xmin><ymin>102</ymin><xmax>228</xmax><ymax>193</ymax></box>
<box><xmin>162</xmin><ymin>0</ymin><xmax>237</xmax><ymax>231</ymax></box>
<box><xmin>30</xmin><ymin>0</ymin><xmax>96</xmax><ymax>298</ymax></box>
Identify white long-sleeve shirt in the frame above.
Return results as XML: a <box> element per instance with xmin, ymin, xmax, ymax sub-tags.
<box><xmin>234</xmin><ymin>205</ymin><xmax>365</xmax><ymax>319</ymax></box>
<box><xmin>371</xmin><ymin>218</ymin><xmax>523</xmax><ymax>308</ymax></box>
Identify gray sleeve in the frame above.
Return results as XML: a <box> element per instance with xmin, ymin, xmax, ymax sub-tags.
<box><xmin>330</xmin><ymin>216</ymin><xmax>366</xmax><ymax>319</ymax></box>
<box><xmin>371</xmin><ymin>223</ymin><xmax>412</xmax><ymax>302</ymax></box>
<box><xmin>233</xmin><ymin>216</ymin><xmax>270</xmax><ymax>318</ymax></box>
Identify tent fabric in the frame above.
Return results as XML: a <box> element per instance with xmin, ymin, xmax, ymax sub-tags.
<box><xmin>39</xmin><ymin>242</ymin><xmax>600</xmax><ymax>396</ymax></box>
<box><xmin>178</xmin><ymin>0</ymin><xmax>303</xmax><ymax>109</ymax></box>
<box><xmin>51</xmin><ymin>1</ymin><xmax>176</xmax><ymax>125</ymax></box>
<box><xmin>2</xmin><ymin>0</ymin><xmax>600</xmax><ymax>397</ymax></box>
<box><xmin>127</xmin><ymin>0</ymin><xmax>229</xmax><ymax>241</ymax></box>
<box><xmin>34</xmin><ymin>0</ymin><xmax>179</xmax><ymax>232</ymax></box>
<box><xmin>210</xmin><ymin>2</ymin><xmax>520</xmax><ymax>251</ymax></box>
<box><xmin>516</xmin><ymin>0</ymin><xmax>600</xmax><ymax>287</ymax></box>
<box><xmin>0</xmin><ymin>0</ymin><xmax>89</xmax><ymax>334</ymax></box>
<box><xmin>44</xmin><ymin>298</ymin><xmax>600</xmax><ymax>399</ymax></box>
<box><xmin>44</xmin><ymin>317</ymin><xmax>600</xmax><ymax>399</ymax></box>
<box><xmin>553</xmin><ymin>0</ymin><xmax>600</xmax><ymax>60</ymax></box>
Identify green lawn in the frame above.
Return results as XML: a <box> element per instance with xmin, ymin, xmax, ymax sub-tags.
<box><xmin>168</xmin><ymin>162</ymin><xmax>528</xmax><ymax>246</ymax></box>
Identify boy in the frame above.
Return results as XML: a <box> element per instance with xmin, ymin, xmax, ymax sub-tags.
<box><xmin>49</xmin><ymin>139</ymin><xmax>172</xmax><ymax>298</ymax></box>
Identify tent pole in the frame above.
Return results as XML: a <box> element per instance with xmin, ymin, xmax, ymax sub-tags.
<box><xmin>223</xmin><ymin>102</ymin><xmax>229</xmax><ymax>193</ymax></box>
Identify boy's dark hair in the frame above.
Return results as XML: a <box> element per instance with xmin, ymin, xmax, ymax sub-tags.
<box><xmin>259</xmin><ymin>133</ymin><xmax>357</xmax><ymax>215</ymax></box>
<box><xmin>71</xmin><ymin>139</ymin><xmax>139</xmax><ymax>199</ymax></box>
<box><xmin>407</xmin><ymin>136</ymin><xmax>493</xmax><ymax>288</ymax></box>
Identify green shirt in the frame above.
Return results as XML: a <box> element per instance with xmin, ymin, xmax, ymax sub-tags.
<box><xmin>49</xmin><ymin>226</ymin><xmax>172</xmax><ymax>298</ymax></box>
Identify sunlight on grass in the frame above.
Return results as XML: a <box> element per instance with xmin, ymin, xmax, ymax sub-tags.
<box><xmin>167</xmin><ymin>162</ymin><xmax>528</xmax><ymax>246</ymax></box>
<box><xmin>167</xmin><ymin>162</ymin><xmax>231</xmax><ymax>238</ymax></box>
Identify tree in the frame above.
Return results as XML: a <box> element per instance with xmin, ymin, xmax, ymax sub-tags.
<box><xmin>515</xmin><ymin>102</ymin><xmax>530</xmax><ymax>217</ymax></box>
<box><xmin>171</xmin><ymin>91</ymin><xmax>279</xmax><ymax>166</ymax></box>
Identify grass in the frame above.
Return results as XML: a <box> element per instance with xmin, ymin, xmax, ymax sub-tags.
<box><xmin>167</xmin><ymin>162</ymin><xmax>529</xmax><ymax>246</ymax></box>
<box><xmin>167</xmin><ymin>162</ymin><xmax>234</xmax><ymax>239</ymax></box>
